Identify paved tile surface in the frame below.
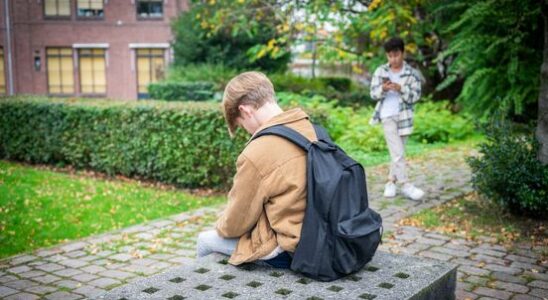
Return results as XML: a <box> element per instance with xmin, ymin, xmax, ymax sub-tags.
<box><xmin>1</xmin><ymin>147</ymin><xmax>546</xmax><ymax>299</ymax></box>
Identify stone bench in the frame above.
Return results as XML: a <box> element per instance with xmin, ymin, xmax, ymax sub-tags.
<box><xmin>97</xmin><ymin>251</ymin><xmax>457</xmax><ymax>300</ymax></box>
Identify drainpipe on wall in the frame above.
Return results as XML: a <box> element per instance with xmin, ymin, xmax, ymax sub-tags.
<box><xmin>4</xmin><ymin>0</ymin><xmax>14</xmax><ymax>95</ymax></box>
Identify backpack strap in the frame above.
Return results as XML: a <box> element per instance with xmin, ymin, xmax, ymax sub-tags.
<box><xmin>251</xmin><ymin>125</ymin><xmax>312</xmax><ymax>152</ymax></box>
<box><xmin>313</xmin><ymin>124</ymin><xmax>333</xmax><ymax>144</ymax></box>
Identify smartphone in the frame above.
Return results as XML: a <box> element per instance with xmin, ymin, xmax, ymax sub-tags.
<box><xmin>382</xmin><ymin>77</ymin><xmax>391</xmax><ymax>84</ymax></box>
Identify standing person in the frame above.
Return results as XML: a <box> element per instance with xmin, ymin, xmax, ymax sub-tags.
<box><xmin>196</xmin><ymin>71</ymin><xmax>316</xmax><ymax>268</ymax></box>
<box><xmin>369</xmin><ymin>37</ymin><xmax>425</xmax><ymax>201</ymax></box>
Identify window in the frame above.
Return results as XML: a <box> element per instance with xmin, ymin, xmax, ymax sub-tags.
<box><xmin>79</xmin><ymin>49</ymin><xmax>106</xmax><ymax>95</ymax></box>
<box><xmin>0</xmin><ymin>48</ymin><xmax>5</xmax><ymax>94</ymax></box>
<box><xmin>136</xmin><ymin>48</ymin><xmax>165</xmax><ymax>97</ymax></box>
<box><xmin>137</xmin><ymin>0</ymin><xmax>163</xmax><ymax>19</ymax></box>
<box><xmin>47</xmin><ymin>48</ymin><xmax>74</xmax><ymax>94</ymax></box>
<box><xmin>77</xmin><ymin>0</ymin><xmax>104</xmax><ymax>18</ymax></box>
<box><xmin>44</xmin><ymin>0</ymin><xmax>71</xmax><ymax>17</ymax></box>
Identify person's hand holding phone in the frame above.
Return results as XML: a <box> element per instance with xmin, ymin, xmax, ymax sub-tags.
<box><xmin>382</xmin><ymin>77</ymin><xmax>402</xmax><ymax>93</ymax></box>
<box><xmin>389</xmin><ymin>82</ymin><xmax>401</xmax><ymax>92</ymax></box>
<box><xmin>382</xmin><ymin>77</ymin><xmax>392</xmax><ymax>92</ymax></box>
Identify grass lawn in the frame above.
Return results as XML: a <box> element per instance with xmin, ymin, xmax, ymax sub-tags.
<box><xmin>400</xmin><ymin>192</ymin><xmax>547</xmax><ymax>257</ymax></box>
<box><xmin>0</xmin><ymin>135</ymin><xmax>482</xmax><ymax>260</ymax></box>
<box><xmin>0</xmin><ymin>161</ymin><xmax>225</xmax><ymax>259</ymax></box>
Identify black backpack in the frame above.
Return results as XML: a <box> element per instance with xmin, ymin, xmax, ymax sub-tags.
<box><xmin>253</xmin><ymin>124</ymin><xmax>383</xmax><ymax>282</ymax></box>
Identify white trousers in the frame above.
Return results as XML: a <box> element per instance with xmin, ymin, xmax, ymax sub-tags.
<box><xmin>382</xmin><ymin>116</ymin><xmax>408</xmax><ymax>183</ymax></box>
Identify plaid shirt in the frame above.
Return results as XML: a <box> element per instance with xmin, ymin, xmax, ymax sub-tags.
<box><xmin>369</xmin><ymin>61</ymin><xmax>422</xmax><ymax>136</ymax></box>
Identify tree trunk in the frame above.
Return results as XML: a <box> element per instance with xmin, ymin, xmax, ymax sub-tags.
<box><xmin>537</xmin><ymin>1</ymin><xmax>548</xmax><ymax>164</ymax></box>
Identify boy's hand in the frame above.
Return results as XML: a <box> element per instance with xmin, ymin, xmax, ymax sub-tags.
<box><xmin>388</xmin><ymin>82</ymin><xmax>401</xmax><ymax>92</ymax></box>
<box><xmin>382</xmin><ymin>81</ymin><xmax>392</xmax><ymax>92</ymax></box>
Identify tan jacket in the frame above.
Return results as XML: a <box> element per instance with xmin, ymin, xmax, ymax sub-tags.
<box><xmin>216</xmin><ymin>108</ymin><xmax>317</xmax><ymax>265</ymax></box>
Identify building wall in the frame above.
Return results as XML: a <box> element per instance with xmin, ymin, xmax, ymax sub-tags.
<box><xmin>0</xmin><ymin>0</ymin><xmax>188</xmax><ymax>100</ymax></box>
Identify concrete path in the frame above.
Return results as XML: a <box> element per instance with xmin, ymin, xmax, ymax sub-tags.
<box><xmin>0</xmin><ymin>146</ymin><xmax>546</xmax><ymax>300</ymax></box>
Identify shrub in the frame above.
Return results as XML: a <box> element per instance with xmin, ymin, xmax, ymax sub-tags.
<box><xmin>148</xmin><ymin>81</ymin><xmax>216</xmax><ymax>101</ymax></box>
<box><xmin>318</xmin><ymin>77</ymin><xmax>352</xmax><ymax>92</ymax></box>
<box><xmin>467</xmin><ymin>117</ymin><xmax>548</xmax><ymax>218</ymax></box>
<box><xmin>413</xmin><ymin>101</ymin><xmax>475</xmax><ymax>144</ymax></box>
<box><xmin>0</xmin><ymin>96</ymin><xmax>327</xmax><ymax>189</ymax></box>
<box><xmin>277</xmin><ymin>92</ymin><xmax>385</xmax><ymax>152</ymax></box>
<box><xmin>165</xmin><ymin>64</ymin><xmax>238</xmax><ymax>91</ymax></box>
<box><xmin>270</xmin><ymin>73</ymin><xmax>326</xmax><ymax>93</ymax></box>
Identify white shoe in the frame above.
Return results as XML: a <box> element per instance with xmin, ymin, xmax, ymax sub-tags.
<box><xmin>383</xmin><ymin>182</ymin><xmax>397</xmax><ymax>198</ymax></box>
<box><xmin>402</xmin><ymin>183</ymin><xmax>425</xmax><ymax>201</ymax></box>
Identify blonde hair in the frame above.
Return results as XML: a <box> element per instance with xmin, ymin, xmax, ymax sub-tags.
<box><xmin>222</xmin><ymin>71</ymin><xmax>276</xmax><ymax>136</ymax></box>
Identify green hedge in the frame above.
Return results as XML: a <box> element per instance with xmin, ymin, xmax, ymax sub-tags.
<box><xmin>0</xmin><ymin>96</ymin><xmax>326</xmax><ymax>188</ymax></box>
<box><xmin>467</xmin><ymin>117</ymin><xmax>548</xmax><ymax>218</ymax></box>
<box><xmin>148</xmin><ymin>81</ymin><xmax>216</xmax><ymax>101</ymax></box>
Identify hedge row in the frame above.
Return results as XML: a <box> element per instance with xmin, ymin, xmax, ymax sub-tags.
<box><xmin>148</xmin><ymin>81</ymin><xmax>215</xmax><ymax>101</ymax></box>
<box><xmin>0</xmin><ymin>96</ymin><xmax>326</xmax><ymax>188</ymax></box>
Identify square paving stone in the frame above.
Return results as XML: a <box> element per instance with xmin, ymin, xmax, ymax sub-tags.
<box><xmin>33</xmin><ymin>274</ymin><xmax>62</xmax><ymax>284</ymax></box>
<box><xmin>7</xmin><ymin>266</ymin><xmax>32</xmax><ymax>274</ymax></box>
<box><xmin>35</xmin><ymin>263</ymin><xmax>65</xmax><ymax>272</ymax></box>
<box><xmin>53</xmin><ymin>268</ymin><xmax>83</xmax><ymax>277</ymax></box>
<box><xmin>0</xmin><ymin>286</ymin><xmax>18</xmax><ymax>297</ymax></box>
<box><xmin>24</xmin><ymin>285</ymin><xmax>58</xmax><ymax>295</ymax></box>
<box><xmin>18</xmin><ymin>271</ymin><xmax>46</xmax><ymax>279</ymax></box>
<box><xmin>58</xmin><ymin>259</ymin><xmax>89</xmax><ymax>268</ymax></box>
<box><xmin>72</xmin><ymin>285</ymin><xmax>106</xmax><ymax>297</ymax></box>
<box><xmin>89</xmin><ymin>277</ymin><xmax>122</xmax><ymax>288</ymax></box>
<box><xmin>5</xmin><ymin>279</ymin><xmax>38</xmax><ymax>290</ymax></box>
<box><xmin>5</xmin><ymin>292</ymin><xmax>40</xmax><ymax>300</ymax></box>
<box><xmin>55</xmin><ymin>279</ymin><xmax>83</xmax><ymax>289</ymax></box>
<box><xmin>0</xmin><ymin>275</ymin><xmax>18</xmax><ymax>283</ymax></box>
<box><xmin>81</xmin><ymin>265</ymin><xmax>107</xmax><ymax>274</ymax></box>
<box><xmin>71</xmin><ymin>273</ymin><xmax>99</xmax><ymax>282</ymax></box>
<box><xmin>108</xmin><ymin>254</ymin><xmax>133</xmax><ymax>262</ymax></box>
<box><xmin>35</xmin><ymin>249</ymin><xmax>62</xmax><ymax>258</ymax></box>
<box><xmin>60</xmin><ymin>242</ymin><xmax>88</xmax><ymax>253</ymax></box>
<box><xmin>44</xmin><ymin>291</ymin><xmax>83</xmax><ymax>300</ymax></box>
<box><xmin>99</xmin><ymin>270</ymin><xmax>136</xmax><ymax>280</ymax></box>
<box><xmin>65</xmin><ymin>251</ymin><xmax>87</xmax><ymax>258</ymax></box>
<box><xmin>9</xmin><ymin>256</ymin><xmax>38</xmax><ymax>266</ymax></box>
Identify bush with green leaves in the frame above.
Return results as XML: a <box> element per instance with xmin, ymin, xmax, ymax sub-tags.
<box><xmin>467</xmin><ymin>117</ymin><xmax>548</xmax><ymax>218</ymax></box>
<box><xmin>165</xmin><ymin>64</ymin><xmax>238</xmax><ymax>91</ymax></box>
<box><xmin>277</xmin><ymin>92</ymin><xmax>385</xmax><ymax>152</ymax></box>
<box><xmin>148</xmin><ymin>81</ymin><xmax>216</xmax><ymax>101</ymax></box>
<box><xmin>271</xmin><ymin>73</ymin><xmax>373</xmax><ymax>107</ymax></box>
<box><xmin>413</xmin><ymin>101</ymin><xmax>475</xmax><ymax>144</ymax></box>
<box><xmin>278</xmin><ymin>92</ymin><xmax>474</xmax><ymax>149</ymax></box>
<box><xmin>0</xmin><ymin>96</ymin><xmax>328</xmax><ymax>189</ymax></box>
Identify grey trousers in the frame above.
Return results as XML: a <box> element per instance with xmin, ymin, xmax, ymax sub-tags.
<box><xmin>382</xmin><ymin>116</ymin><xmax>409</xmax><ymax>183</ymax></box>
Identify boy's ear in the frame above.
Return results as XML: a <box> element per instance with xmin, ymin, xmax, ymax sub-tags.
<box><xmin>238</xmin><ymin>104</ymin><xmax>254</xmax><ymax>118</ymax></box>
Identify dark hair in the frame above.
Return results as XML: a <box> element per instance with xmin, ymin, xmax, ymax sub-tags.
<box><xmin>383</xmin><ymin>37</ymin><xmax>405</xmax><ymax>53</ymax></box>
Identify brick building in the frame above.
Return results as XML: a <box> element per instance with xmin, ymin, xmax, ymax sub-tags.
<box><xmin>0</xmin><ymin>0</ymin><xmax>188</xmax><ymax>100</ymax></box>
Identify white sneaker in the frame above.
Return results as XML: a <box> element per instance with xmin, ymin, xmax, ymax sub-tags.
<box><xmin>383</xmin><ymin>182</ymin><xmax>397</xmax><ymax>198</ymax></box>
<box><xmin>402</xmin><ymin>183</ymin><xmax>425</xmax><ymax>201</ymax></box>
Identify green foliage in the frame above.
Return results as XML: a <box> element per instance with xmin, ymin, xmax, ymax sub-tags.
<box><xmin>0</xmin><ymin>96</ymin><xmax>328</xmax><ymax>189</ymax></box>
<box><xmin>414</xmin><ymin>101</ymin><xmax>475</xmax><ymax>143</ymax></box>
<box><xmin>317</xmin><ymin>77</ymin><xmax>352</xmax><ymax>92</ymax></box>
<box><xmin>278</xmin><ymin>92</ymin><xmax>473</xmax><ymax>153</ymax></box>
<box><xmin>435</xmin><ymin>0</ymin><xmax>542</xmax><ymax>120</ymax></box>
<box><xmin>171</xmin><ymin>1</ymin><xmax>290</xmax><ymax>73</ymax></box>
<box><xmin>272</xmin><ymin>73</ymin><xmax>373</xmax><ymax>108</ymax></box>
<box><xmin>467</xmin><ymin>117</ymin><xmax>548</xmax><ymax>218</ymax></box>
<box><xmin>271</xmin><ymin>73</ymin><xmax>326</xmax><ymax>93</ymax></box>
<box><xmin>148</xmin><ymin>81</ymin><xmax>216</xmax><ymax>101</ymax></box>
<box><xmin>0</xmin><ymin>96</ymin><xmax>246</xmax><ymax>188</ymax></box>
<box><xmin>165</xmin><ymin>64</ymin><xmax>238</xmax><ymax>91</ymax></box>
